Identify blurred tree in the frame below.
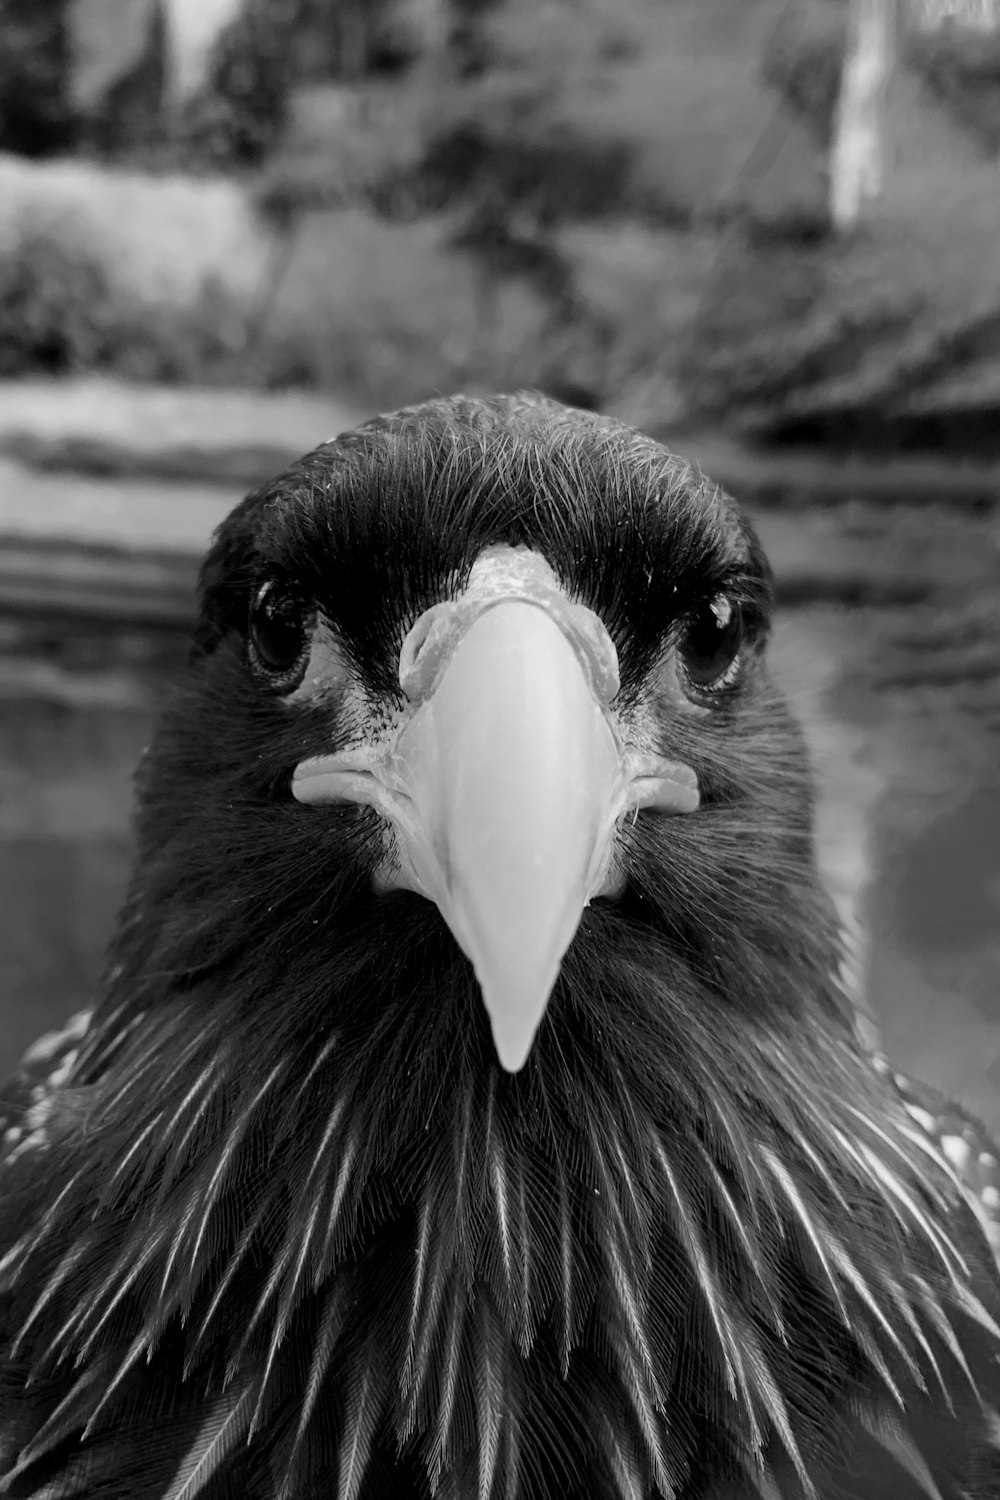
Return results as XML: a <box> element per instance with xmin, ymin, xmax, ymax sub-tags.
<box><xmin>686</xmin><ymin>0</ymin><xmax>1000</xmax><ymax>449</ymax></box>
<box><xmin>409</xmin><ymin>0</ymin><xmax>651</xmax><ymax>221</ymax></box>
<box><xmin>290</xmin><ymin>0</ymin><xmax>422</xmax><ymax>81</ymax></box>
<box><xmin>0</xmin><ymin>0</ymin><xmax>77</xmax><ymax>156</ymax></box>
<box><xmin>253</xmin><ymin>0</ymin><xmax>830</xmax><ymax>408</ymax></box>
<box><xmin>176</xmin><ymin>0</ymin><xmax>432</xmax><ymax>173</ymax></box>
<box><xmin>175</xmin><ymin>0</ymin><xmax>296</xmax><ymax>168</ymax></box>
<box><xmin>392</xmin><ymin>0</ymin><xmax>647</xmax><ymax>397</ymax></box>
<box><xmin>761</xmin><ymin>0</ymin><xmax>848</xmax><ymax>147</ymax></box>
<box><xmin>74</xmin><ymin>0</ymin><xmax>167</xmax><ymax>156</ymax></box>
<box><xmin>829</xmin><ymin>0</ymin><xmax>894</xmax><ymax>231</ymax></box>
<box><xmin>904</xmin><ymin>0</ymin><xmax>1000</xmax><ymax>153</ymax></box>
<box><xmin>162</xmin><ymin>0</ymin><xmax>246</xmax><ymax>105</ymax></box>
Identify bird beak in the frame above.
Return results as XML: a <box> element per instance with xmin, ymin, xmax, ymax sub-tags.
<box><xmin>389</xmin><ymin>599</ymin><xmax>626</xmax><ymax>1073</ymax></box>
<box><xmin>293</xmin><ymin>554</ymin><xmax>698</xmax><ymax>1072</ymax></box>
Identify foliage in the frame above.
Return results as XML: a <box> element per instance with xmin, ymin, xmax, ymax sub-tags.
<box><xmin>682</xmin><ymin>249</ymin><xmax>921</xmax><ymax>425</ymax></box>
<box><xmin>259</xmin><ymin>1</ymin><xmax>830</xmax><ymax>237</ymax></box>
<box><xmin>404</xmin><ymin>0</ymin><xmax>701</xmax><ymax>228</ymax></box>
<box><xmin>0</xmin><ymin>197</ymin><xmax>705</xmax><ymax>415</ymax></box>
<box><xmin>5</xmin><ymin>0</ymin><xmax>1000</xmax><ymax>449</ymax></box>
<box><xmin>255</xmin><ymin>0</ymin><xmax>666</xmax><ymax>229</ymax></box>
<box><xmin>177</xmin><ymin>0</ymin><xmax>296</xmax><ymax>169</ymax></box>
<box><xmin>0</xmin><ymin>0</ymin><xmax>75</xmax><ymax>156</ymax></box>
<box><xmin>679</xmin><ymin>132</ymin><xmax>1000</xmax><ymax>448</ymax></box>
<box><xmin>81</xmin><ymin>0</ymin><xmax>168</xmax><ymax>159</ymax></box>
<box><xmin>254</xmin><ymin>84</ymin><xmax>428</xmax><ymax>229</ymax></box>
<box><xmin>0</xmin><ymin>230</ymin><xmax>116</xmax><ymax>375</ymax></box>
<box><xmin>410</xmin><ymin>118</ymin><xmax>647</xmax><ymax>225</ymax></box>
<box><xmin>762</xmin><ymin>1</ymin><xmax>1000</xmax><ymax>159</ymax></box>
<box><xmin>0</xmin><ymin>227</ymin><xmax>246</xmax><ymax>381</ymax></box>
<box><xmin>904</xmin><ymin>17</ymin><xmax>1000</xmax><ymax>155</ymax></box>
<box><xmin>289</xmin><ymin>0</ymin><xmax>420</xmax><ymax>81</ymax></box>
<box><xmin>253</xmin><ymin>0</ymin><xmax>830</xmax><ymax>421</ymax></box>
<box><xmin>759</xmin><ymin>0</ymin><xmax>847</xmax><ymax>148</ymax></box>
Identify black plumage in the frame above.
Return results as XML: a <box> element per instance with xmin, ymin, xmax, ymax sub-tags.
<box><xmin>2</xmin><ymin>392</ymin><xmax>1000</xmax><ymax>1499</ymax></box>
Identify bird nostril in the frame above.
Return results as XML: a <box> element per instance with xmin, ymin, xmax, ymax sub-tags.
<box><xmin>400</xmin><ymin>616</ymin><xmax>432</xmax><ymax>674</ymax></box>
<box><xmin>399</xmin><ymin>603</ymin><xmax>463</xmax><ymax>702</ymax></box>
<box><xmin>572</xmin><ymin>613</ymin><xmax>620</xmax><ymax>706</ymax></box>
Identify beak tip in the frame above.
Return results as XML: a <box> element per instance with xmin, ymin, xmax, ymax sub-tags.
<box><xmin>492</xmin><ymin>1031</ymin><xmax>536</xmax><ymax>1074</ymax></box>
<box><xmin>482</xmin><ymin>979</ymin><xmax>551</xmax><ymax>1073</ymax></box>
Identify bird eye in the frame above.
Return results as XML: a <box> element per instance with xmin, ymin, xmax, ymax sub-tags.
<box><xmin>248</xmin><ymin>581</ymin><xmax>310</xmax><ymax>688</ymax></box>
<box><xmin>678</xmin><ymin>593</ymin><xmax>744</xmax><ymax>693</ymax></box>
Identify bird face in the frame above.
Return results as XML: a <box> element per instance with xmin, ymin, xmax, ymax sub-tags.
<box><xmin>133</xmin><ymin>393</ymin><xmax>833</xmax><ymax>1089</ymax></box>
<box><xmin>292</xmin><ymin>544</ymin><xmax>699</xmax><ymax>1071</ymax></box>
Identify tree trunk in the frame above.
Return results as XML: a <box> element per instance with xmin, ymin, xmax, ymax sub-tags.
<box><xmin>830</xmin><ymin>0</ymin><xmax>895</xmax><ymax>233</ymax></box>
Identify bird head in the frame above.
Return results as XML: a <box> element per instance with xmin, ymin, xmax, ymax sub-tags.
<box><xmin>117</xmin><ymin>392</ymin><xmax>841</xmax><ymax>1087</ymax></box>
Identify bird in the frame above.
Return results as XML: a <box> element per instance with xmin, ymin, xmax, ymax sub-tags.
<box><xmin>2</xmin><ymin>391</ymin><xmax>1000</xmax><ymax>1500</ymax></box>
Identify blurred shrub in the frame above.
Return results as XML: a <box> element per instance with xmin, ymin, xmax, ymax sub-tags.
<box><xmin>679</xmin><ymin>131</ymin><xmax>1000</xmax><ymax>447</ymax></box>
<box><xmin>254</xmin><ymin>84</ymin><xmax>427</xmax><ymax>229</ymax></box>
<box><xmin>683</xmin><ymin>255</ymin><xmax>920</xmax><ymax>424</ymax></box>
<box><xmin>256</xmin><ymin>0</ymin><xmax>829</xmax><ymax>419</ymax></box>
<box><xmin>765</xmin><ymin>0</ymin><xmax>1000</xmax><ymax>160</ymax></box>
<box><xmin>406</xmin><ymin>0</ymin><xmax>701</xmax><ymax>231</ymax></box>
<box><xmin>0</xmin><ymin>0</ymin><xmax>76</xmax><ymax>156</ymax></box>
<box><xmin>259</xmin><ymin>0</ymin><xmax>807</xmax><ymax>237</ymax></box>
<box><xmin>9</xmin><ymin>0</ymin><xmax>999</xmax><ymax>449</ymax></box>
<box><xmin>668</xmin><ymin>0</ymin><xmax>1000</xmax><ymax>446</ymax></box>
<box><xmin>0</xmin><ymin>155</ymin><xmax>273</xmax><ymax>311</ymax></box>
<box><xmin>0</xmin><ymin>197</ymin><xmax>684</xmax><ymax>414</ymax></box>
<box><xmin>0</xmin><ymin>226</ymin><xmax>248</xmax><ymax>380</ymax></box>
<box><xmin>759</xmin><ymin>0</ymin><xmax>846</xmax><ymax>147</ymax></box>
<box><xmin>408</xmin><ymin>116</ymin><xmax>650</xmax><ymax>228</ymax></box>
<box><xmin>81</xmin><ymin>0</ymin><xmax>168</xmax><ymax>160</ymax></box>
<box><xmin>175</xmin><ymin>0</ymin><xmax>295</xmax><ymax>169</ymax></box>
<box><xmin>0</xmin><ymin>230</ymin><xmax>116</xmax><ymax>374</ymax></box>
<box><xmin>904</xmin><ymin>19</ymin><xmax>1000</xmax><ymax>155</ymax></box>
<box><xmin>0</xmin><ymin>0</ymin><xmax>291</xmax><ymax>169</ymax></box>
<box><xmin>289</xmin><ymin>0</ymin><xmax>420</xmax><ymax>82</ymax></box>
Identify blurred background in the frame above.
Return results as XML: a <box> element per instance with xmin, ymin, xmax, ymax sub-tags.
<box><xmin>0</xmin><ymin>0</ymin><xmax>998</xmax><ymax>1124</ymax></box>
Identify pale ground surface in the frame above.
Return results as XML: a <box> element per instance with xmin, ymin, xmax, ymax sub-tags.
<box><xmin>0</xmin><ymin>380</ymin><xmax>997</xmax><ymax>1129</ymax></box>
